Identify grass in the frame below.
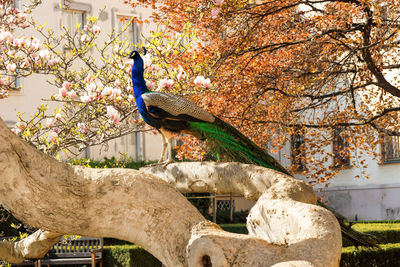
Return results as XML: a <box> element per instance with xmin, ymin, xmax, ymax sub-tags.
<box><xmin>352</xmin><ymin>223</ymin><xmax>400</xmax><ymax>231</ymax></box>
<box><xmin>220</xmin><ymin>223</ymin><xmax>248</xmax><ymax>234</ymax></box>
<box><xmin>220</xmin><ymin>222</ymin><xmax>400</xmax><ymax>246</ymax></box>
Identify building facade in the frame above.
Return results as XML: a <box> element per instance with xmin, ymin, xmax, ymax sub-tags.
<box><xmin>289</xmin><ymin>129</ymin><xmax>400</xmax><ymax>220</ymax></box>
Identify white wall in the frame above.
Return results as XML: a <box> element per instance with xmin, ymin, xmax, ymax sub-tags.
<box><xmin>317</xmin><ymin>184</ymin><xmax>400</xmax><ymax>220</ymax></box>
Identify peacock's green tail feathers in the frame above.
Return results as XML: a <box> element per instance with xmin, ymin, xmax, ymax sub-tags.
<box><xmin>188</xmin><ymin>117</ymin><xmax>290</xmax><ymax>175</ymax></box>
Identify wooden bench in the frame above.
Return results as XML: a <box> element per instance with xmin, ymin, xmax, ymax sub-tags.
<box><xmin>1</xmin><ymin>236</ymin><xmax>103</xmax><ymax>267</ymax></box>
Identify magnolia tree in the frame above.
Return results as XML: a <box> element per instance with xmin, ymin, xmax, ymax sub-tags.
<box><xmin>9</xmin><ymin>8</ymin><xmax>211</xmax><ymax>159</ymax></box>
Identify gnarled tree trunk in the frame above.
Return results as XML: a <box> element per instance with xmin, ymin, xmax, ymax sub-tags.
<box><xmin>0</xmin><ymin>118</ymin><xmax>341</xmax><ymax>267</ymax></box>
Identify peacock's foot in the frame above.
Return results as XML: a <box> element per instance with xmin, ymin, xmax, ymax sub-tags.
<box><xmin>162</xmin><ymin>159</ymin><xmax>175</xmax><ymax>168</ymax></box>
<box><xmin>145</xmin><ymin>159</ymin><xmax>175</xmax><ymax>168</ymax></box>
<box><xmin>146</xmin><ymin>162</ymin><xmax>164</xmax><ymax>167</ymax></box>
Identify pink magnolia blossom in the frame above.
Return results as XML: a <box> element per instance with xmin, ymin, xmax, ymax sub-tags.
<box><xmin>15</xmin><ymin>121</ymin><xmax>26</xmax><ymax>131</ymax></box>
<box><xmin>214</xmin><ymin>0</ymin><xmax>224</xmax><ymax>6</ymax></box>
<box><xmin>113</xmin><ymin>45</ymin><xmax>120</xmax><ymax>54</ymax></box>
<box><xmin>101</xmin><ymin>86</ymin><xmax>113</xmax><ymax>98</ymax></box>
<box><xmin>47</xmin><ymin>131</ymin><xmax>58</xmax><ymax>144</ymax></box>
<box><xmin>62</xmin><ymin>81</ymin><xmax>71</xmax><ymax>90</ymax></box>
<box><xmin>0</xmin><ymin>30</ymin><xmax>13</xmax><ymax>42</ymax></box>
<box><xmin>95</xmin><ymin>80</ymin><xmax>104</xmax><ymax>91</ymax></box>
<box><xmin>0</xmin><ymin>89</ymin><xmax>8</xmax><ymax>98</ymax></box>
<box><xmin>211</xmin><ymin>8</ymin><xmax>220</xmax><ymax>19</ymax></box>
<box><xmin>14</xmin><ymin>121</ymin><xmax>27</xmax><ymax>134</ymax></box>
<box><xmin>80</xmin><ymin>34</ymin><xmax>89</xmax><ymax>43</ymax></box>
<box><xmin>55</xmin><ymin>113</ymin><xmax>62</xmax><ymax>120</ymax></box>
<box><xmin>202</xmin><ymin>78</ymin><xmax>211</xmax><ymax>88</ymax></box>
<box><xmin>77</xmin><ymin>122</ymin><xmax>88</xmax><ymax>134</ymax></box>
<box><xmin>7</xmin><ymin>50</ymin><xmax>15</xmax><ymax>57</ymax></box>
<box><xmin>145</xmin><ymin>79</ymin><xmax>155</xmax><ymax>90</ymax></box>
<box><xmin>85</xmin><ymin>82</ymin><xmax>97</xmax><ymax>92</ymax></box>
<box><xmin>158</xmin><ymin>78</ymin><xmax>174</xmax><ymax>89</ymax></box>
<box><xmin>68</xmin><ymin>89</ymin><xmax>76</xmax><ymax>99</ymax></box>
<box><xmin>59</xmin><ymin>87</ymin><xmax>68</xmax><ymax>98</ymax></box>
<box><xmin>194</xmin><ymin>76</ymin><xmax>205</xmax><ymax>86</ymax></box>
<box><xmin>6</xmin><ymin>63</ymin><xmax>16</xmax><ymax>73</ymax></box>
<box><xmin>177</xmin><ymin>66</ymin><xmax>186</xmax><ymax>80</ymax></box>
<box><xmin>30</xmin><ymin>38</ymin><xmax>41</xmax><ymax>51</ymax></box>
<box><xmin>53</xmin><ymin>127</ymin><xmax>61</xmax><ymax>134</ymax></box>
<box><xmin>194</xmin><ymin>76</ymin><xmax>211</xmax><ymax>88</ymax></box>
<box><xmin>86</xmin><ymin>74</ymin><xmax>95</xmax><ymax>83</ymax></box>
<box><xmin>15</xmin><ymin>51</ymin><xmax>24</xmax><ymax>58</ymax></box>
<box><xmin>143</xmin><ymin>53</ymin><xmax>152</xmax><ymax>68</ymax></box>
<box><xmin>112</xmin><ymin>88</ymin><xmax>121</xmax><ymax>97</ymax></box>
<box><xmin>17</xmin><ymin>13</ymin><xmax>27</xmax><ymax>21</ymax></box>
<box><xmin>81</xmin><ymin>92</ymin><xmax>96</xmax><ymax>103</ymax></box>
<box><xmin>45</xmin><ymin>118</ymin><xmax>54</xmax><ymax>128</ymax></box>
<box><xmin>80</xmin><ymin>94</ymin><xmax>90</xmax><ymax>103</ymax></box>
<box><xmin>12</xmin><ymin>37</ymin><xmax>24</xmax><ymax>47</ymax></box>
<box><xmin>38</xmin><ymin>49</ymin><xmax>50</xmax><ymax>60</ymax></box>
<box><xmin>106</xmin><ymin>106</ymin><xmax>121</xmax><ymax>124</ymax></box>
<box><xmin>20</xmin><ymin>58</ymin><xmax>30</xmax><ymax>68</ymax></box>
<box><xmin>114</xmin><ymin>79</ymin><xmax>121</xmax><ymax>87</ymax></box>
<box><xmin>92</xmin><ymin>25</ymin><xmax>101</xmax><ymax>34</ymax></box>
<box><xmin>3</xmin><ymin>76</ymin><xmax>11</xmax><ymax>85</ymax></box>
<box><xmin>48</xmin><ymin>57</ymin><xmax>60</xmax><ymax>67</ymax></box>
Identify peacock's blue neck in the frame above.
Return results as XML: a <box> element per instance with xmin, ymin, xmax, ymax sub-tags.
<box><xmin>132</xmin><ymin>74</ymin><xmax>149</xmax><ymax>97</ymax></box>
<box><xmin>131</xmin><ymin>62</ymin><xmax>160</xmax><ymax>129</ymax></box>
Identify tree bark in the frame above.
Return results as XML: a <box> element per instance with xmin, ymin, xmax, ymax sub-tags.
<box><xmin>0</xmin><ymin>118</ymin><xmax>341</xmax><ymax>267</ymax></box>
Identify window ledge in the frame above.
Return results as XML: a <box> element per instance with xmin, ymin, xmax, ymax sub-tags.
<box><xmin>381</xmin><ymin>159</ymin><xmax>400</xmax><ymax>165</ymax></box>
<box><xmin>333</xmin><ymin>164</ymin><xmax>352</xmax><ymax>170</ymax></box>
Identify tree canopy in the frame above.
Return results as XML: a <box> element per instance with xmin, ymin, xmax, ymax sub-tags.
<box><xmin>129</xmin><ymin>0</ymin><xmax>400</xmax><ymax>183</ymax></box>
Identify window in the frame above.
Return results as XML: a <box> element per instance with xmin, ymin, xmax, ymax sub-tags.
<box><xmin>62</xmin><ymin>9</ymin><xmax>85</xmax><ymax>36</ymax></box>
<box><xmin>332</xmin><ymin>127</ymin><xmax>351</xmax><ymax>167</ymax></box>
<box><xmin>382</xmin><ymin>135</ymin><xmax>400</xmax><ymax>163</ymax></box>
<box><xmin>117</xmin><ymin>15</ymin><xmax>140</xmax><ymax>49</ymax></box>
<box><xmin>291</xmin><ymin>127</ymin><xmax>306</xmax><ymax>171</ymax></box>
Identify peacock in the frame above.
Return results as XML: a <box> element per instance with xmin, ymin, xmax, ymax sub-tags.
<box><xmin>129</xmin><ymin>49</ymin><xmax>377</xmax><ymax>247</ymax></box>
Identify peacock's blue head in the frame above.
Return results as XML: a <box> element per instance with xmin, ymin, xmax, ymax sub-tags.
<box><xmin>128</xmin><ymin>50</ymin><xmax>140</xmax><ymax>60</ymax></box>
<box><xmin>129</xmin><ymin>50</ymin><xmax>144</xmax><ymax>75</ymax></box>
<box><xmin>129</xmin><ymin>47</ymin><xmax>147</xmax><ymax>76</ymax></box>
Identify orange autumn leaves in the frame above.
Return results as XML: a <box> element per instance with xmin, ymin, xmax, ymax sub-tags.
<box><xmin>129</xmin><ymin>0</ymin><xmax>400</xmax><ymax>184</ymax></box>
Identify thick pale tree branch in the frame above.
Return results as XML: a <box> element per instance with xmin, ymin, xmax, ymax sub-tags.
<box><xmin>0</xmin><ymin>117</ymin><xmax>341</xmax><ymax>266</ymax></box>
<box><xmin>0</xmin><ymin>230</ymin><xmax>61</xmax><ymax>263</ymax></box>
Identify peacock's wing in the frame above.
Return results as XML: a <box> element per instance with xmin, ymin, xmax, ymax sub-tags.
<box><xmin>142</xmin><ymin>92</ymin><xmax>215</xmax><ymax>123</ymax></box>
